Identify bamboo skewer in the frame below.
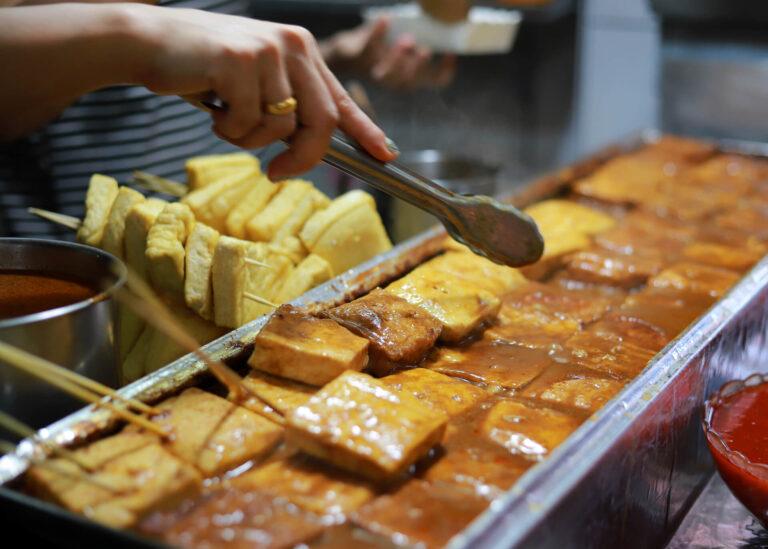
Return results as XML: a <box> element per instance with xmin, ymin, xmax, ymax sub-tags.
<box><xmin>243</xmin><ymin>292</ymin><xmax>279</xmax><ymax>309</ymax></box>
<box><xmin>0</xmin><ymin>342</ymin><xmax>168</xmax><ymax>438</ymax></box>
<box><xmin>114</xmin><ymin>267</ymin><xmax>286</xmax><ymax>422</ymax></box>
<box><xmin>132</xmin><ymin>171</ymin><xmax>188</xmax><ymax>197</ymax></box>
<box><xmin>0</xmin><ymin>441</ymin><xmax>116</xmax><ymax>492</ymax></box>
<box><xmin>27</xmin><ymin>208</ymin><xmax>81</xmax><ymax>230</ymax></box>
<box><xmin>0</xmin><ymin>410</ymin><xmax>93</xmax><ymax>471</ymax></box>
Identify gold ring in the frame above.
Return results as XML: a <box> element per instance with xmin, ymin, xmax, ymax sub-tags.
<box><xmin>266</xmin><ymin>97</ymin><xmax>298</xmax><ymax>116</ymax></box>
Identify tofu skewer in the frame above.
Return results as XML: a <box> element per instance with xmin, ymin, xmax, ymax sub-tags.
<box><xmin>0</xmin><ymin>342</ymin><xmax>168</xmax><ymax>437</ymax></box>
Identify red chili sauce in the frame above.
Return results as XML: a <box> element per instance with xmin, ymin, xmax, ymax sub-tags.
<box><xmin>706</xmin><ymin>379</ymin><xmax>768</xmax><ymax>526</ymax></box>
<box><xmin>0</xmin><ymin>270</ymin><xmax>96</xmax><ymax>320</ymax></box>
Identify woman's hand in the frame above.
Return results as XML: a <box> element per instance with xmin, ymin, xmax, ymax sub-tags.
<box><xmin>130</xmin><ymin>6</ymin><xmax>395</xmax><ymax>178</ymax></box>
<box><xmin>0</xmin><ymin>3</ymin><xmax>396</xmax><ymax>179</ymax></box>
<box><xmin>322</xmin><ymin>18</ymin><xmax>456</xmax><ymax>92</ymax></box>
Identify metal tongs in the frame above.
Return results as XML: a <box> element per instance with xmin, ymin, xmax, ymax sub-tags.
<box><xmin>325</xmin><ymin>133</ymin><xmax>543</xmax><ymax>267</ymax></box>
<box><xmin>189</xmin><ymin>94</ymin><xmax>543</xmax><ymax>267</ymax></box>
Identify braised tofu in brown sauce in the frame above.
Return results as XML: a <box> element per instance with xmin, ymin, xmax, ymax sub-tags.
<box><xmin>23</xmin><ymin>137</ymin><xmax>768</xmax><ymax>548</ymax></box>
<box><xmin>325</xmin><ymin>289</ymin><xmax>442</xmax><ymax>374</ymax></box>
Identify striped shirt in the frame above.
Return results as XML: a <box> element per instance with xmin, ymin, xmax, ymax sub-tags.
<box><xmin>0</xmin><ymin>0</ymin><xmax>255</xmax><ymax>238</ymax></box>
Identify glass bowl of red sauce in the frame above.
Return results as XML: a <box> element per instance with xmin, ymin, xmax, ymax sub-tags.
<box><xmin>704</xmin><ymin>373</ymin><xmax>768</xmax><ymax>527</ymax></box>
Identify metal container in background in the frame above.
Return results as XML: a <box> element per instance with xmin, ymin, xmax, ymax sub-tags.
<box><xmin>391</xmin><ymin>150</ymin><xmax>499</xmax><ymax>242</ymax></box>
<box><xmin>0</xmin><ymin>239</ymin><xmax>126</xmax><ymax>429</ymax></box>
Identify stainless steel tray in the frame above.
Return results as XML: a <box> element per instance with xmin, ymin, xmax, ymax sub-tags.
<box><xmin>3</xmin><ymin>130</ymin><xmax>767</xmax><ymax>548</ymax></box>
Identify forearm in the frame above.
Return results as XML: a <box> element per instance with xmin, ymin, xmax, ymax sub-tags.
<box><xmin>0</xmin><ymin>3</ymin><xmax>147</xmax><ymax>140</ymax></box>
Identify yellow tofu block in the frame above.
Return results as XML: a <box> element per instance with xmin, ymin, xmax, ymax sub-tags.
<box><xmin>146</xmin><ymin>388</ymin><xmax>283</xmax><ymax>476</ymax></box>
<box><xmin>241</xmin><ymin>370</ymin><xmax>316</xmax><ymax>417</ymax></box>
<box><xmin>143</xmin><ymin>306</ymin><xmax>226</xmax><ymax>374</ymax></box>
<box><xmin>249</xmin><ymin>305</ymin><xmax>369</xmax><ymax>386</ymax></box>
<box><xmin>234</xmin><ymin>455</ymin><xmax>374</xmax><ymax>516</ymax></box>
<box><xmin>648</xmin><ymin>261</ymin><xmax>741</xmax><ymax>299</ymax></box>
<box><xmin>211</xmin><ymin>235</ymin><xmax>251</xmax><ymax>328</ymax></box>
<box><xmin>246</xmin><ymin>179</ymin><xmax>314</xmax><ymax>241</ymax></box>
<box><xmin>271</xmin><ymin>235</ymin><xmax>307</xmax><ymax>265</ymax></box>
<box><xmin>124</xmin><ymin>198</ymin><xmax>167</xmax><ymax>281</ymax></box>
<box><xmin>182</xmin><ymin>169</ymin><xmax>255</xmax><ymax>229</ymax></box>
<box><xmin>77</xmin><ymin>174</ymin><xmax>119</xmax><ymax>247</ymax></box>
<box><xmin>272</xmin><ymin>188</ymin><xmax>331</xmax><ymax>243</ymax></box>
<box><xmin>480</xmin><ymin>400</ymin><xmax>582</xmax><ymax>461</ymax></box>
<box><xmin>274</xmin><ymin>254</ymin><xmax>333</xmax><ymax>303</ymax></box>
<box><xmin>225</xmin><ymin>175</ymin><xmax>279</xmax><ymax>238</ymax></box>
<box><xmin>522</xmin><ymin>375</ymin><xmax>625</xmax><ymax>413</ymax></box>
<box><xmin>185</xmin><ymin>152</ymin><xmax>260</xmax><ymax>190</ymax></box>
<box><xmin>424</xmin><ymin>251</ymin><xmax>527</xmax><ymax>297</ymax></box>
<box><xmin>86</xmin><ymin>444</ymin><xmax>201</xmax><ymax>528</ymax></box>
<box><xmin>242</xmin><ymin>242</ymin><xmax>294</xmax><ymax>323</ymax></box>
<box><xmin>381</xmin><ymin>368</ymin><xmax>487</xmax><ymax>418</ymax></box>
<box><xmin>385</xmin><ymin>258</ymin><xmax>501</xmax><ymax>343</ymax></box>
<box><xmin>200</xmin><ymin>169</ymin><xmax>260</xmax><ymax>232</ymax></box>
<box><xmin>101</xmin><ymin>186</ymin><xmax>145</xmax><ymax>260</ymax></box>
<box><xmin>524</xmin><ymin>199</ymin><xmax>616</xmax><ymax>260</ymax></box>
<box><xmin>184</xmin><ymin>222</ymin><xmax>220</xmax><ymax>321</ymax></box>
<box><xmin>26</xmin><ymin>431</ymin><xmax>200</xmax><ymax>529</ymax></box>
<box><xmin>299</xmin><ymin>190</ymin><xmax>392</xmax><ymax>275</ymax></box>
<box><xmin>145</xmin><ymin>203</ymin><xmax>195</xmax><ymax>300</ymax></box>
<box><xmin>286</xmin><ymin>371</ymin><xmax>447</xmax><ymax>480</ymax></box>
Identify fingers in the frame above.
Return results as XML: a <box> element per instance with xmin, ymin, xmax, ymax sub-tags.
<box><xmin>313</xmin><ymin>54</ymin><xmax>395</xmax><ymax>163</ymax></box>
<box><xmin>210</xmin><ymin>50</ymin><xmax>262</xmax><ymax>140</ymax></box>
<box><xmin>267</xmin><ymin>53</ymin><xmax>339</xmax><ymax>180</ymax></box>
<box><xmin>225</xmin><ymin>50</ymin><xmax>297</xmax><ymax>150</ymax></box>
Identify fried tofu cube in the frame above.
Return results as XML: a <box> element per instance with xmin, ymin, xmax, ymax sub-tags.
<box><xmin>242</xmin><ymin>242</ymin><xmax>294</xmax><ymax>322</ymax></box>
<box><xmin>525</xmin><ymin>199</ymin><xmax>616</xmax><ymax>257</ymax></box>
<box><xmin>233</xmin><ymin>455</ymin><xmax>374</xmax><ymax>516</ymax></box>
<box><xmin>183</xmin><ymin>168</ymin><xmax>256</xmax><ymax>226</ymax></box>
<box><xmin>154</xmin><ymin>490</ymin><xmax>323</xmax><ymax>548</ymax></box>
<box><xmin>100</xmin><ymin>186</ymin><xmax>145</xmax><ymax>260</ymax></box>
<box><xmin>211</xmin><ymin>235</ymin><xmax>251</xmax><ymax>328</ymax></box>
<box><xmin>324</xmin><ymin>289</ymin><xmax>442</xmax><ymax>372</ymax></box>
<box><xmin>124</xmin><ymin>198</ymin><xmax>167</xmax><ymax>280</ymax></box>
<box><xmin>286</xmin><ymin>371</ymin><xmax>447</xmax><ymax>480</ymax></box>
<box><xmin>588</xmin><ymin>315</ymin><xmax>669</xmax><ymax>353</ymax></box>
<box><xmin>353</xmin><ymin>480</ymin><xmax>488</xmax><ymax>549</ymax></box>
<box><xmin>648</xmin><ymin>262</ymin><xmax>740</xmax><ymax>299</ymax></box>
<box><xmin>145</xmin><ymin>388</ymin><xmax>282</xmax><ymax>476</ymax></box>
<box><xmin>424</xmin><ymin>251</ymin><xmax>528</xmax><ymax>296</ymax></box>
<box><xmin>26</xmin><ymin>431</ymin><xmax>201</xmax><ymax>529</ymax></box>
<box><xmin>249</xmin><ymin>305</ymin><xmax>369</xmax><ymax>386</ymax></box>
<box><xmin>642</xmin><ymin>135</ymin><xmax>716</xmax><ymax>162</ymax></box>
<box><xmin>685</xmin><ymin>154</ymin><xmax>768</xmax><ymax>190</ymax></box>
<box><xmin>246</xmin><ymin>179</ymin><xmax>314</xmax><ymax>241</ymax></box>
<box><xmin>77</xmin><ymin>174</ymin><xmax>119</xmax><ymax>247</ymax></box>
<box><xmin>572</xmin><ymin>153</ymin><xmax>677</xmax><ymax>205</ymax></box>
<box><xmin>274</xmin><ymin>254</ymin><xmax>333</xmax><ymax>303</ymax></box>
<box><xmin>380</xmin><ymin>368</ymin><xmax>487</xmax><ymax>417</ymax></box>
<box><xmin>300</xmin><ymin>190</ymin><xmax>392</xmax><ymax>275</ymax></box>
<box><xmin>201</xmin><ymin>173</ymin><xmax>260</xmax><ymax>233</ymax></box>
<box><xmin>272</xmin><ymin>188</ymin><xmax>331</xmax><ymax>243</ymax></box>
<box><xmin>225</xmin><ymin>174</ymin><xmax>279</xmax><ymax>238</ymax></box>
<box><xmin>145</xmin><ymin>203</ymin><xmax>195</xmax><ymax>300</ymax></box>
<box><xmin>423</xmin><ymin>446</ymin><xmax>531</xmax><ymax>499</ymax></box>
<box><xmin>184</xmin><ymin>222</ymin><xmax>219</xmax><ymax>321</ymax></box>
<box><xmin>385</xmin><ymin>260</ymin><xmax>500</xmax><ymax>343</ymax></box>
<box><xmin>241</xmin><ymin>369</ymin><xmax>316</xmax><ymax>417</ymax></box>
<box><xmin>563</xmin><ymin>247</ymin><xmax>663</xmax><ymax>288</ymax></box>
<box><xmin>481</xmin><ymin>400</ymin><xmax>581</xmax><ymax>461</ymax></box>
<box><xmin>185</xmin><ymin>151</ymin><xmax>260</xmax><ymax>190</ymax></box>
<box><xmin>682</xmin><ymin>241</ymin><xmax>764</xmax><ymax>272</ymax></box>
<box><xmin>272</xmin><ymin>235</ymin><xmax>308</xmax><ymax>264</ymax></box>
<box><xmin>564</xmin><ymin>330</ymin><xmax>657</xmax><ymax>378</ymax></box>
<box><xmin>487</xmin><ymin>282</ymin><xmax>613</xmax><ymax>348</ymax></box>
<box><xmin>426</xmin><ymin>339</ymin><xmax>554</xmax><ymax>390</ymax></box>
<box><xmin>522</xmin><ymin>367</ymin><xmax>625</xmax><ymax>413</ymax></box>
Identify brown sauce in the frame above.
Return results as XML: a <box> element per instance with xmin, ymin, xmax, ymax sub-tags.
<box><xmin>0</xmin><ymin>269</ymin><xmax>97</xmax><ymax>320</ymax></box>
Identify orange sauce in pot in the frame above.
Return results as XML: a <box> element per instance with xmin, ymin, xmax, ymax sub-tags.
<box><xmin>0</xmin><ymin>270</ymin><xmax>97</xmax><ymax>320</ymax></box>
